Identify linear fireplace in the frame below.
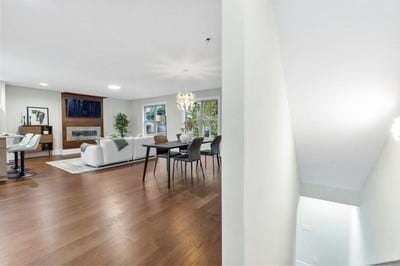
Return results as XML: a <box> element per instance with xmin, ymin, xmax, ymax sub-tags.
<box><xmin>61</xmin><ymin>93</ymin><xmax>104</xmax><ymax>149</ymax></box>
<box><xmin>66</xmin><ymin>127</ymin><xmax>101</xmax><ymax>141</ymax></box>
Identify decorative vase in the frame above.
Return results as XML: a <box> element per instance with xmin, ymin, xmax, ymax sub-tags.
<box><xmin>180</xmin><ymin>133</ymin><xmax>190</xmax><ymax>144</ymax></box>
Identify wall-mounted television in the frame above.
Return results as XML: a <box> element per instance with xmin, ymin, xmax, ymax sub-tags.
<box><xmin>66</xmin><ymin>98</ymin><xmax>102</xmax><ymax>118</ymax></box>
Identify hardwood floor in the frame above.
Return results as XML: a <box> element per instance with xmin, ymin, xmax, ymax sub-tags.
<box><xmin>0</xmin><ymin>155</ymin><xmax>221</xmax><ymax>265</ymax></box>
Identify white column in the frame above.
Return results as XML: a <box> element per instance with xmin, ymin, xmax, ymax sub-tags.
<box><xmin>222</xmin><ymin>0</ymin><xmax>300</xmax><ymax>264</ymax></box>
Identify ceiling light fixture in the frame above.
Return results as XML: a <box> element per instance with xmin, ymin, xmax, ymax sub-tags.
<box><xmin>177</xmin><ymin>90</ymin><xmax>195</xmax><ymax>112</ymax></box>
<box><xmin>39</xmin><ymin>82</ymin><xmax>48</xmax><ymax>87</ymax></box>
<box><xmin>108</xmin><ymin>84</ymin><xmax>121</xmax><ymax>90</ymax></box>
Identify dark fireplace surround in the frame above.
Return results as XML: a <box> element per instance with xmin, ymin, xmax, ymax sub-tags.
<box><xmin>61</xmin><ymin>93</ymin><xmax>104</xmax><ymax>149</ymax></box>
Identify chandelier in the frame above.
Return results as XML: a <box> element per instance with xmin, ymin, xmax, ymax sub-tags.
<box><xmin>176</xmin><ymin>91</ymin><xmax>195</xmax><ymax>112</ymax></box>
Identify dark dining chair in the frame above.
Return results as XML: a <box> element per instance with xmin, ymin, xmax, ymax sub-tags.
<box><xmin>153</xmin><ymin>135</ymin><xmax>180</xmax><ymax>176</ymax></box>
<box><xmin>201</xmin><ymin>135</ymin><xmax>222</xmax><ymax>172</ymax></box>
<box><xmin>172</xmin><ymin>137</ymin><xmax>205</xmax><ymax>183</ymax></box>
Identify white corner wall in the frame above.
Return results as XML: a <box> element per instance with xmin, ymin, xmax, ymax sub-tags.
<box><xmin>222</xmin><ymin>0</ymin><xmax>300</xmax><ymax>264</ymax></box>
<box><xmin>359</xmin><ymin>136</ymin><xmax>400</xmax><ymax>264</ymax></box>
<box><xmin>296</xmin><ymin>197</ymin><xmax>354</xmax><ymax>266</ymax></box>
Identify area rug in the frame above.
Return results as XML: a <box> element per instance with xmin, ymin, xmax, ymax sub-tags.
<box><xmin>46</xmin><ymin>158</ymin><xmax>144</xmax><ymax>174</ymax></box>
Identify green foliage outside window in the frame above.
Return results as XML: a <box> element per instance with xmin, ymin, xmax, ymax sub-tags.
<box><xmin>189</xmin><ymin>99</ymin><xmax>218</xmax><ymax>138</ymax></box>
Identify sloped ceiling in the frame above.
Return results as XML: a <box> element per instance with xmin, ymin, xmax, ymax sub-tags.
<box><xmin>1</xmin><ymin>0</ymin><xmax>221</xmax><ymax>99</ymax></box>
<box><xmin>273</xmin><ymin>0</ymin><xmax>400</xmax><ymax>192</ymax></box>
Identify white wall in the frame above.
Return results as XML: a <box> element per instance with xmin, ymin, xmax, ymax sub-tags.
<box><xmin>130</xmin><ymin>88</ymin><xmax>221</xmax><ymax>141</ymax></box>
<box><xmin>222</xmin><ymin>0</ymin><xmax>300</xmax><ymax>264</ymax></box>
<box><xmin>300</xmin><ymin>182</ymin><xmax>361</xmax><ymax>206</ymax></box>
<box><xmin>243</xmin><ymin>0</ymin><xmax>299</xmax><ymax>264</ymax></box>
<box><xmin>296</xmin><ymin>197</ymin><xmax>354</xmax><ymax>266</ymax></box>
<box><xmin>359</xmin><ymin>135</ymin><xmax>400</xmax><ymax>264</ymax></box>
<box><xmin>349</xmin><ymin>208</ymin><xmax>366</xmax><ymax>266</ymax></box>
<box><xmin>5</xmin><ymin>85</ymin><xmax>132</xmax><ymax>153</ymax></box>
<box><xmin>6</xmin><ymin>85</ymin><xmax>63</xmax><ymax>153</ymax></box>
<box><xmin>103</xmin><ymin>97</ymin><xmax>132</xmax><ymax>137</ymax></box>
<box><xmin>0</xmin><ymin>81</ymin><xmax>6</xmax><ymax>132</ymax></box>
<box><xmin>221</xmin><ymin>0</ymin><xmax>245</xmax><ymax>263</ymax></box>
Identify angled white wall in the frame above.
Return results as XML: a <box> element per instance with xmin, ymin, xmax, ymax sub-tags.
<box><xmin>359</xmin><ymin>135</ymin><xmax>400</xmax><ymax>264</ymax></box>
<box><xmin>222</xmin><ymin>0</ymin><xmax>299</xmax><ymax>264</ymax></box>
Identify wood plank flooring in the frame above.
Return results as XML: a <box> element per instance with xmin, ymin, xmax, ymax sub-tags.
<box><xmin>0</xmin><ymin>155</ymin><xmax>221</xmax><ymax>265</ymax></box>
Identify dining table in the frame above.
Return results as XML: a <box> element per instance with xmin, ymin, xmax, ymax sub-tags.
<box><xmin>142</xmin><ymin>139</ymin><xmax>212</xmax><ymax>188</ymax></box>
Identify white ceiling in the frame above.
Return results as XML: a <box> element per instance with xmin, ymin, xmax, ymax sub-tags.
<box><xmin>273</xmin><ymin>0</ymin><xmax>400</xmax><ymax>191</ymax></box>
<box><xmin>1</xmin><ymin>0</ymin><xmax>221</xmax><ymax>99</ymax></box>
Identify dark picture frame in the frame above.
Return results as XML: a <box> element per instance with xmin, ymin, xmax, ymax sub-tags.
<box><xmin>27</xmin><ymin>106</ymin><xmax>49</xmax><ymax>125</ymax></box>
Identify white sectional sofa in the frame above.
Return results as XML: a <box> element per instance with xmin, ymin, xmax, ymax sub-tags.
<box><xmin>81</xmin><ymin>136</ymin><xmax>155</xmax><ymax>167</ymax></box>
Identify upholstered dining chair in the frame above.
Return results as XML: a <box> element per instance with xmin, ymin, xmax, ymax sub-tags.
<box><xmin>201</xmin><ymin>135</ymin><xmax>222</xmax><ymax>172</ymax></box>
<box><xmin>153</xmin><ymin>135</ymin><xmax>180</xmax><ymax>176</ymax></box>
<box><xmin>172</xmin><ymin>137</ymin><xmax>205</xmax><ymax>183</ymax></box>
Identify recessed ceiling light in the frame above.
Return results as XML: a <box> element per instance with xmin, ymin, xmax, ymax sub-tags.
<box><xmin>108</xmin><ymin>84</ymin><xmax>121</xmax><ymax>90</ymax></box>
<box><xmin>39</xmin><ymin>82</ymin><xmax>48</xmax><ymax>87</ymax></box>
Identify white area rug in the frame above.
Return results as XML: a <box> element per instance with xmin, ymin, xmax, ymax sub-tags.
<box><xmin>46</xmin><ymin>158</ymin><xmax>144</xmax><ymax>174</ymax></box>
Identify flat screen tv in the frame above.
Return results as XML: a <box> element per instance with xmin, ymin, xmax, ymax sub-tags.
<box><xmin>66</xmin><ymin>98</ymin><xmax>102</xmax><ymax>118</ymax></box>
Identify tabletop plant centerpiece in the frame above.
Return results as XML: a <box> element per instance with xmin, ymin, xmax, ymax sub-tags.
<box><xmin>113</xmin><ymin>112</ymin><xmax>129</xmax><ymax>137</ymax></box>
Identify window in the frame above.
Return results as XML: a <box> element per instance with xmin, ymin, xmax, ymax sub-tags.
<box><xmin>143</xmin><ymin>104</ymin><xmax>167</xmax><ymax>136</ymax></box>
<box><xmin>189</xmin><ymin>99</ymin><xmax>219</xmax><ymax>138</ymax></box>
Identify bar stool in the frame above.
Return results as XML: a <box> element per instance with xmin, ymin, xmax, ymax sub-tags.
<box><xmin>7</xmin><ymin>134</ymin><xmax>41</xmax><ymax>179</ymax></box>
<box><xmin>7</xmin><ymin>133</ymin><xmax>33</xmax><ymax>172</ymax></box>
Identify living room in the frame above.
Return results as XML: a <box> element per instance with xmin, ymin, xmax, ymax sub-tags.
<box><xmin>0</xmin><ymin>1</ymin><xmax>222</xmax><ymax>264</ymax></box>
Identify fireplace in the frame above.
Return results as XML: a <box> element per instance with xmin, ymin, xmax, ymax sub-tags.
<box><xmin>61</xmin><ymin>93</ymin><xmax>104</xmax><ymax>149</ymax></box>
<box><xmin>66</xmin><ymin>127</ymin><xmax>101</xmax><ymax>141</ymax></box>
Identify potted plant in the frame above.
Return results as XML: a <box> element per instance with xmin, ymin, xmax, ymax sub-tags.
<box><xmin>42</xmin><ymin>125</ymin><xmax>50</xmax><ymax>135</ymax></box>
<box><xmin>113</xmin><ymin>112</ymin><xmax>129</xmax><ymax>137</ymax></box>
